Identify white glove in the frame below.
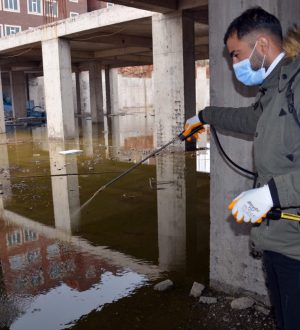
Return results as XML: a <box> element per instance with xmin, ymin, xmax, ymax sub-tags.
<box><xmin>228</xmin><ymin>185</ymin><xmax>273</xmax><ymax>224</ymax></box>
<box><xmin>183</xmin><ymin>114</ymin><xmax>205</xmax><ymax>141</ymax></box>
<box><xmin>185</xmin><ymin>114</ymin><xmax>201</xmax><ymax>127</ymax></box>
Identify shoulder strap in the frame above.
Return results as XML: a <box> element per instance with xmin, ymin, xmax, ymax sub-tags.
<box><xmin>286</xmin><ymin>67</ymin><xmax>300</xmax><ymax>128</ymax></box>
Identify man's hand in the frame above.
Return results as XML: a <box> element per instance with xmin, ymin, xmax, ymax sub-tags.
<box><xmin>228</xmin><ymin>185</ymin><xmax>274</xmax><ymax>224</ymax></box>
<box><xmin>183</xmin><ymin>114</ymin><xmax>205</xmax><ymax>141</ymax></box>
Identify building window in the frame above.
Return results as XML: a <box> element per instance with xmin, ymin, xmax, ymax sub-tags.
<box><xmin>3</xmin><ymin>0</ymin><xmax>20</xmax><ymax>12</ymax></box>
<box><xmin>24</xmin><ymin>228</ymin><xmax>38</xmax><ymax>241</ymax></box>
<box><xmin>45</xmin><ymin>0</ymin><xmax>58</xmax><ymax>17</ymax></box>
<box><xmin>4</xmin><ymin>24</ymin><xmax>21</xmax><ymax>35</ymax></box>
<box><xmin>0</xmin><ymin>25</ymin><xmax>3</xmax><ymax>38</ymax></box>
<box><xmin>69</xmin><ymin>0</ymin><xmax>78</xmax><ymax>2</ymax></box>
<box><xmin>69</xmin><ymin>11</ymin><xmax>78</xmax><ymax>17</ymax></box>
<box><xmin>6</xmin><ymin>230</ymin><xmax>22</xmax><ymax>246</ymax></box>
<box><xmin>9</xmin><ymin>254</ymin><xmax>26</xmax><ymax>270</ymax></box>
<box><xmin>28</xmin><ymin>0</ymin><xmax>42</xmax><ymax>15</ymax></box>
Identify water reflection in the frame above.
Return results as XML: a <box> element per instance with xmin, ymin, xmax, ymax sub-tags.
<box><xmin>0</xmin><ymin>218</ymin><xmax>147</xmax><ymax>329</ymax></box>
<box><xmin>156</xmin><ymin>153</ymin><xmax>186</xmax><ymax>272</ymax></box>
<box><xmin>49</xmin><ymin>141</ymin><xmax>81</xmax><ymax>233</ymax></box>
<box><xmin>0</xmin><ymin>134</ymin><xmax>12</xmax><ymax>200</ymax></box>
<box><xmin>0</xmin><ymin>114</ymin><xmax>210</xmax><ymax>328</ymax></box>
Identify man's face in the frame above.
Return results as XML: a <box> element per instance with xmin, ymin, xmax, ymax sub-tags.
<box><xmin>226</xmin><ymin>32</ymin><xmax>265</xmax><ymax>70</ymax></box>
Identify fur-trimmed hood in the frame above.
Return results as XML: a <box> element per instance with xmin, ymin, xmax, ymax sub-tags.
<box><xmin>283</xmin><ymin>25</ymin><xmax>300</xmax><ymax>59</ymax></box>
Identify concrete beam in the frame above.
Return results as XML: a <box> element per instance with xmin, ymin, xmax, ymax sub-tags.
<box><xmin>72</xmin><ymin>34</ymin><xmax>153</xmax><ymax>48</ymax></box>
<box><xmin>178</xmin><ymin>0</ymin><xmax>208</xmax><ymax>10</ymax></box>
<box><xmin>94</xmin><ymin>46</ymin><xmax>151</xmax><ymax>58</ymax></box>
<box><xmin>107</xmin><ymin>0</ymin><xmax>177</xmax><ymax>13</ymax></box>
<box><xmin>102</xmin><ymin>54</ymin><xmax>152</xmax><ymax>66</ymax></box>
<box><xmin>0</xmin><ymin>7</ymin><xmax>153</xmax><ymax>52</ymax></box>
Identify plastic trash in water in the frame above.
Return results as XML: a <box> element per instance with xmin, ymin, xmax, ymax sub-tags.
<box><xmin>59</xmin><ymin>150</ymin><xmax>83</xmax><ymax>155</ymax></box>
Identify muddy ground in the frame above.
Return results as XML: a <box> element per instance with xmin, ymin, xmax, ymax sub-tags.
<box><xmin>71</xmin><ymin>282</ymin><xmax>276</xmax><ymax>330</ymax></box>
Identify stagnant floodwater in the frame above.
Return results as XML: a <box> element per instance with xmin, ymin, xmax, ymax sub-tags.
<box><xmin>0</xmin><ymin>114</ymin><xmax>210</xmax><ymax>329</ymax></box>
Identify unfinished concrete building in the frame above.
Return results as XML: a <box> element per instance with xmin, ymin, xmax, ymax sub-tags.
<box><xmin>1</xmin><ymin>0</ymin><xmax>300</xmax><ymax>303</ymax></box>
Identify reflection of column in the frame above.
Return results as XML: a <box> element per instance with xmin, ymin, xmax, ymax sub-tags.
<box><xmin>103</xmin><ymin>116</ymin><xmax>111</xmax><ymax>159</ymax></box>
<box><xmin>156</xmin><ymin>153</ymin><xmax>186</xmax><ymax>271</ymax></box>
<box><xmin>82</xmin><ymin>119</ymin><xmax>94</xmax><ymax>157</ymax></box>
<box><xmin>0</xmin><ymin>71</ymin><xmax>5</xmax><ymax>134</ymax></box>
<box><xmin>48</xmin><ymin>142</ymin><xmax>81</xmax><ymax>233</ymax></box>
<box><xmin>0</xmin><ymin>134</ymin><xmax>12</xmax><ymax>201</ymax></box>
<box><xmin>31</xmin><ymin>126</ymin><xmax>48</xmax><ymax>152</ymax></box>
<box><xmin>111</xmin><ymin>116</ymin><xmax>121</xmax><ymax>155</ymax></box>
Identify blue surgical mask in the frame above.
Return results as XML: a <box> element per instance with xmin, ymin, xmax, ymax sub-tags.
<box><xmin>233</xmin><ymin>42</ymin><xmax>266</xmax><ymax>86</ymax></box>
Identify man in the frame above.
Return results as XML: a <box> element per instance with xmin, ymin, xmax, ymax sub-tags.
<box><xmin>184</xmin><ymin>7</ymin><xmax>300</xmax><ymax>330</ymax></box>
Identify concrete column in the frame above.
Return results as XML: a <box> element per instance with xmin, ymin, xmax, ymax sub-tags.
<box><xmin>0</xmin><ymin>72</ymin><xmax>5</xmax><ymax>134</ymax></box>
<box><xmin>110</xmin><ymin>68</ymin><xmax>119</xmax><ymax>115</ymax></box>
<box><xmin>209</xmin><ymin>0</ymin><xmax>300</xmax><ymax>299</ymax></box>
<box><xmin>75</xmin><ymin>71</ymin><xmax>81</xmax><ymax>114</ymax></box>
<box><xmin>79</xmin><ymin>70</ymin><xmax>90</xmax><ymax>116</ymax></box>
<box><xmin>10</xmin><ymin>71</ymin><xmax>27</xmax><ymax>118</ymax></box>
<box><xmin>156</xmin><ymin>153</ymin><xmax>186</xmax><ymax>271</ymax></box>
<box><xmin>152</xmin><ymin>11</ymin><xmax>195</xmax><ymax>149</ymax></box>
<box><xmin>79</xmin><ymin>63</ymin><xmax>104</xmax><ymax>123</ymax></box>
<box><xmin>92</xmin><ymin>63</ymin><xmax>104</xmax><ymax>123</ymax></box>
<box><xmin>42</xmin><ymin>38</ymin><xmax>75</xmax><ymax>139</ymax></box>
<box><xmin>49</xmin><ymin>141</ymin><xmax>80</xmax><ymax>233</ymax></box>
<box><xmin>103</xmin><ymin>66</ymin><xmax>112</xmax><ymax>115</ymax></box>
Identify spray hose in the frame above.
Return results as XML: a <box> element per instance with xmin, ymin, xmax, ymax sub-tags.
<box><xmin>209</xmin><ymin>125</ymin><xmax>298</xmax><ymax>222</ymax></box>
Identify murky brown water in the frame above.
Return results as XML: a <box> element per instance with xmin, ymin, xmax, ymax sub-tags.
<box><xmin>0</xmin><ymin>115</ymin><xmax>210</xmax><ymax>329</ymax></box>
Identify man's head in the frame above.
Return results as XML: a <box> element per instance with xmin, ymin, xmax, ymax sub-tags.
<box><xmin>224</xmin><ymin>7</ymin><xmax>283</xmax><ymax>69</ymax></box>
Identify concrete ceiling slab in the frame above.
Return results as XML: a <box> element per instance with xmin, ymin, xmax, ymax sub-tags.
<box><xmin>0</xmin><ymin>3</ymin><xmax>209</xmax><ymax>70</ymax></box>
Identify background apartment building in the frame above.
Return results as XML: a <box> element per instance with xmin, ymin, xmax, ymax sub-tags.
<box><xmin>0</xmin><ymin>0</ymin><xmax>112</xmax><ymax>37</ymax></box>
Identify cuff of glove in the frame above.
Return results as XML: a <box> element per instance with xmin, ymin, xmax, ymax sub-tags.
<box><xmin>198</xmin><ymin>111</ymin><xmax>206</xmax><ymax>124</ymax></box>
<box><xmin>268</xmin><ymin>179</ymin><xmax>281</xmax><ymax>208</ymax></box>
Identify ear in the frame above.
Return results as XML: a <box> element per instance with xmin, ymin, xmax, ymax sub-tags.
<box><xmin>257</xmin><ymin>36</ymin><xmax>269</xmax><ymax>55</ymax></box>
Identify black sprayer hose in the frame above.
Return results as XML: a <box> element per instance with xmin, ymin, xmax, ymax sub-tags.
<box><xmin>210</xmin><ymin>125</ymin><xmax>258</xmax><ymax>179</ymax></box>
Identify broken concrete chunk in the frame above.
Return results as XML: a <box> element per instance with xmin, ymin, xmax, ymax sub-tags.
<box><xmin>154</xmin><ymin>279</ymin><xmax>173</xmax><ymax>291</ymax></box>
<box><xmin>199</xmin><ymin>296</ymin><xmax>217</xmax><ymax>304</ymax></box>
<box><xmin>230</xmin><ymin>297</ymin><xmax>255</xmax><ymax>310</ymax></box>
<box><xmin>255</xmin><ymin>305</ymin><xmax>270</xmax><ymax>315</ymax></box>
<box><xmin>189</xmin><ymin>282</ymin><xmax>205</xmax><ymax>298</ymax></box>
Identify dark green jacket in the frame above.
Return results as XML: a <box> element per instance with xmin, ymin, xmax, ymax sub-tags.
<box><xmin>201</xmin><ymin>55</ymin><xmax>300</xmax><ymax>260</ymax></box>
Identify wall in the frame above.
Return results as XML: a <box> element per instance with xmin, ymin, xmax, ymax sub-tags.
<box><xmin>0</xmin><ymin>0</ymin><xmax>88</xmax><ymax>35</ymax></box>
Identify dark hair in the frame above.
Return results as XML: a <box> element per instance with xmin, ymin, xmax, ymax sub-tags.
<box><xmin>224</xmin><ymin>7</ymin><xmax>283</xmax><ymax>45</ymax></box>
